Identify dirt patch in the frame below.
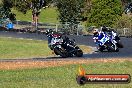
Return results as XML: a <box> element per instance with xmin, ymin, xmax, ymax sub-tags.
<box><xmin>79</xmin><ymin>45</ymin><xmax>94</xmax><ymax>54</ymax></box>
<box><xmin>0</xmin><ymin>58</ymin><xmax>132</xmax><ymax>70</ymax></box>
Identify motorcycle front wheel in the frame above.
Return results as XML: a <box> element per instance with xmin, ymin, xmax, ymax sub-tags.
<box><xmin>54</xmin><ymin>47</ymin><xmax>68</xmax><ymax>58</ymax></box>
<box><xmin>75</xmin><ymin>50</ymin><xmax>83</xmax><ymax>57</ymax></box>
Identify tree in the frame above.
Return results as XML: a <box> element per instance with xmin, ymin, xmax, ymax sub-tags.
<box><xmin>56</xmin><ymin>0</ymin><xmax>85</xmax><ymax>24</ymax></box>
<box><xmin>83</xmin><ymin>0</ymin><xmax>92</xmax><ymax>17</ymax></box>
<box><xmin>55</xmin><ymin>0</ymin><xmax>85</xmax><ymax>34</ymax></box>
<box><xmin>121</xmin><ymin>0</ymin><xmax>132</xmax><ymax>5</ymax></box>
<box><xmin>0</xmin><ymin>0</ymin><xmax>15</xmax><ymax>20</ymax></box>
<box><xmin>115</xmin><ymin>14</ymin><xmax>132</xmax><ymax>29</ymax></box>
<box><xmin>11</xmin><ymin>0</ymin><xmax>49</xmax><ymax>14</ymax></box>
<box><xmin>87</xmin><ymin>0</ymin><xmax>122</xmax><ymax>27</ymax></box>
<box><xmin>11</xmin><ymin>0</ymin><xmax>50</xmax><ymax>30</ymax></box>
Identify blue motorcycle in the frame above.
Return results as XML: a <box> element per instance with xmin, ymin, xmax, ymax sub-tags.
<box><xmin>96</xmin><ymin>32</ymin><xmax>119</xmax><ymax>52</ymax></box>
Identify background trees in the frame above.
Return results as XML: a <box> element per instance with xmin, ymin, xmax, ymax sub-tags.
<box><xmin>56</xmin><ymin>0</ymin><xmax>85</xmax><ymax>24</ymax></box>
<box><xmin>55</xmin><ymin>0</ymin><xmax>86</xmax><ymax>34</ymax></box>
<box><xmin>0</xmin><ymin>0</ymin><xmax>14</xmax><ymax>20</ymax></box>
<box><xmin>87</xmin><ymin>0</ymin><xmax>122</xmax><ymax>27</ymax></box>
<box><xmin>115</xmin><ymin>14</ymin><xmax>132</xmax><ymax>29</ymax></box>
<box><xmin>0</xmin><ymin>0</ymin><xmax>131</xmax><ymax>29</ymax></box>
<box><xmin>0</xmin><ymin>0</ymin><xmax>49</xmax><ymax>22</ymax></box>
<box><xmin>12</xmin><ymin>0</ymin><xmax>48</xmax><ymax>27</ymax></box>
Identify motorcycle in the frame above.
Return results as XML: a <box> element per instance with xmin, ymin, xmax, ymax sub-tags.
<box><xmin>96</xmin><ymin>32</ymin><xmax>119</xmax><ymax>52</ymax></box>
<box><xmin>125</xmin><ymin>6</ymin><xmax>132</xmax><ymax>14</ymax></box>
<box><xmin>50</xmin><ymin>34</ymin><xmax>83</xmax><ymax>57</ymax></box>
<box><xmin>107</xmin><ymin>30</ymin><xmax>123</xmax><ymax>48</ymax></box>
<box><xmin>62</xmin><ymin>37</ymin><xmax>83</xmax><ymax>57</ymax></box>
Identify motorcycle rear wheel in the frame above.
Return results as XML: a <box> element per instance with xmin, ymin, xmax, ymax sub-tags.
<box><xmin>98</xmin><ymin>46</ymin><xmax>104</xmax><ymax>52</ymax></box>
<box><xmin>116</xmin><ymin>41</ymin><xmax>124</xmax><ymax>48</ymax></box>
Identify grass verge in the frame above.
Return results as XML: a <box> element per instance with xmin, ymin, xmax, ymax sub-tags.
<box><xmin>0</xmin><ymin>37</ymin><xmax>92</xmax><ymax>59</ymax></box>
<box><xmin>0</xmin><ymin>37</ymin><xmax>52</xmax><ymax>59</ymax></box>
<box><xmin>0</xmin><ymin>60</ymin><xmax>132</xmax><ymax>88</ymax></box>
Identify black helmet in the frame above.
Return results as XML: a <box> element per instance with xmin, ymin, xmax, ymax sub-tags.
<box><xmin>101</xmin><ymin>26</ymin><xmax>108</xmax><ymax>32</ymax></box>
<box><xmin>45</xmin><ymin>29</ymin><xmax>53</xmax><ymax>35</ymax></box>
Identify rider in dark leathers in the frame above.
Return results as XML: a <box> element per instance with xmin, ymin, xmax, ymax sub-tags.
<box><xmin>45</xmin><ymin>29</ymin><xmax>71</xmax><ymax>50</ymax></box>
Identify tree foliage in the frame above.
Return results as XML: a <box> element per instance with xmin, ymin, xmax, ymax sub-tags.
<box><xmin>11</xmin><ymin>0</ymin><xmax>30</xmax><ymax>14</ymax></box>
<box><xmin>0</xmin><ymin>0</ymin><xmax>14</xmax><ymax>19</ymax></box>
<box><xmin>87</xmin><ymin>0</ymin><xmax>122</xmax><ymax>27</ymax></box>
<box><xmin>121</xmin><ymin>0</ymin><xmax>132</xmax><ymax>5</ymax></box>
<box><xmin>56</xmin><ymin>0</ymin><xmax>85</xmax><ymax>24</ymax></box>
<box><xmin>83</xmin><ymin>0</ymin><xmax>92</xmax><ymax>16</ymax></box>
<box><xmin>11</xmin><ymin>0</ymin><xmax>48</xmax><ymax>14</ymax></box>
<box><xmin>115</xmin><ymin>14</ymin><xmax>132</xmax><ymax>29</ymax></box>
<box><xmin>0</xmin><ymin>0</ymin><xmax>52</xmax><ymax>23</ymax></box>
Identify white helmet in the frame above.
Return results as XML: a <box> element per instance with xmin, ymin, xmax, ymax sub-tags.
<box><xmin>93</xmin><ymin>28</ymin><xmax>99</xmax><ymax>34</ymax></box>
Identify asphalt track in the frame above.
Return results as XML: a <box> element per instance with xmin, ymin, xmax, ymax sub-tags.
<box><xmin>0</xmin><ymin>31</ymin><xmax>132</xmax><ymax>61</ymax></box>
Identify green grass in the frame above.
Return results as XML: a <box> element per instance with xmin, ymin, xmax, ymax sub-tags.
<box><xmin>0</xmin><ymin>37</ymin><xmax>52</xmax><ymax>59</ymax></box>
<box><xmin>11</xmin><ymin>7</ymin><xmax>59</xmax><ymax>23</ymax></box>
<box><xmin>0</xmin><ymin>61</ymin><xmax>132</xmax><ymax>88</ymax></box>
<box><xmin>0</xmin><ymin>37</ymin><xmax>91</xmax><ymax>59</ymax></box>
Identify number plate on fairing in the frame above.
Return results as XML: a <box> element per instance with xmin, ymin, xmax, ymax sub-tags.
<box><xmin>99</xmin><ymin>36</ymin><xmax>109</xmax><ymax>45</ymax></box>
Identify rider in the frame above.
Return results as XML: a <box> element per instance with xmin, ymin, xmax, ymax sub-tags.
<box><xmin>93</xmin><ymin>26</ymin><xmax>113</xmax><ymax>50</ymax></box>
<box><xmin>101</xmin><ymin>26</ymin><xmax>120</xmax><ymax>40</ymax></box>
<box><xmin>45</xmin><ymin>29</ymin><xmax>65</xmax><ymax>50</ymax></box>
<box><xmin>93</xmin><ymin>26</ymin><xmax>109</xmax><ymax>43</ymax></box>
<box><xmin>101</xmin><ymin>26</ymin><xmax>108</xmax><ymax>35</ymax></box>
<box><xmin>45</xmin><ymin>29</ymin><xmax>54</xmax><ymax>50</ymax></box>
<box><xmin>92</xmin><ymin>28</ymin><xmax>100</xmax><ymax>50</ymax></box>
<box><xmin>101</xmin><ymin>26</ymin><xmax>123</xmax><ymax>48</ymax></box>
<box><xmin>93</xmin><ymin>28</ymin><xmax>99</xmax><ymax>42</ymax></box>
